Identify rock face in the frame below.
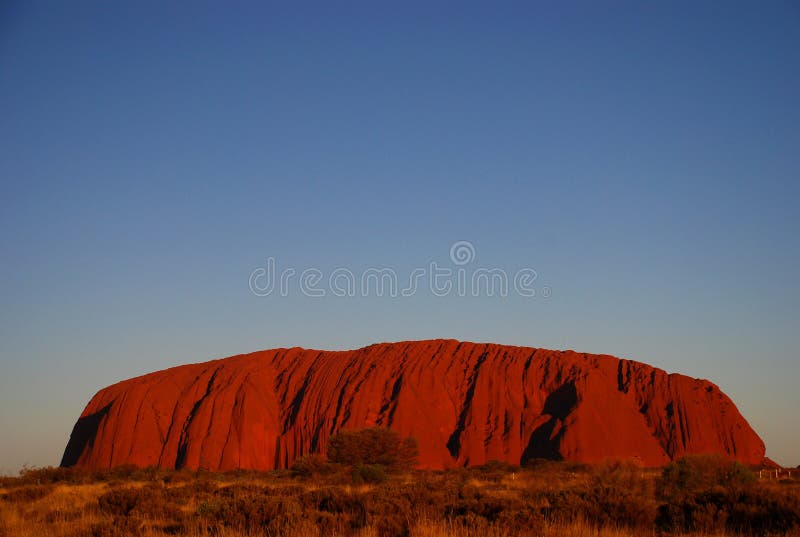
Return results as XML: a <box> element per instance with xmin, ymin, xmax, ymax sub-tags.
<box><xmin>61</xmin><ymin>340</ymin><xmax>765</xmax><ymax>470</ymax></box>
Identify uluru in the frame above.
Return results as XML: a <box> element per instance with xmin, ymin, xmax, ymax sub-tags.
<box><xmin>61</xmin><ymin>340</ymin><xmax>765</xmax><ymax>471</ymax></box>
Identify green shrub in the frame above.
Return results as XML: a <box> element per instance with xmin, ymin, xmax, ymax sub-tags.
<box><xmin>291</xmin><ymin>453</ymin><xmax>339</xmax><ymax>478</ymax></box>
<box><xmin>98</xmin><ymin>487</ymin><xmax>150</xmax><ymax>516</ymax></box>
<box><xmin>586</xmin><ymin>462</ymin><xmax>656</xmax><ymax>528</ymax></box>
<box><xmin>97</xmin><ymin>484</ymin><xmax>182</xmax><ymax>520</ymax></box>
<box><xmin>657</xmin><ymin>485</ymin><xmax>800</xmax><ymax>534</ymax></box>
<box><xmin>362</xmin><ymin>488</ymin><xmax>413</xmax><ymax>537</ymax></box>
<box><xmin>303</xmin><ymin>487</ymin><xmax>356</xmax><ymax>514</ymax></box>
<box><xmin>471</xmin><ymin>460</ymin><xmax>521</xmax><ymax>482</ymax></box>
<box><xmin>1</xmin><ymin>484</ymin><xmax>54</xmax><ymax>503</ymax></box>
<box><xmin>728</xmin><ymin>487</ymin><xmax>800</xmax><ymax>533</ymax></box>
<box><xmin>15</xmin><ymin>465</ymin><xmax>89</xmax><ymax>485</ymax></box>
<box><xmin>658</xmin><ymin>454</ymin><xmax>755</xmax><ymax>500</ymax></box>
<box><xmin>540</xmin><ymin>462</ymin><xmax>656</xmax><ymax>529</ymax></box>
<box><xmin>198</xmin><ymin>494</ymin><xmax>303</xmax><ymax>531</ymax></box>
<box><xmin>353</xmin><ymin>464</ymin><xmax>389</xmax><ymax>484</ymax></box>
<box><xmin>655</xmin><ymin>455</ymin><xmax>799</xmax><ymax>534</ymax></box>
<box><xmin>327</xmin><ymin>427</ymin><xmax>419</xmax><ymax>471</ymax></box>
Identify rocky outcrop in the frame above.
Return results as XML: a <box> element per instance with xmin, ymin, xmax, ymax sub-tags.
<box><xmin>61</xmin><ymin>340</ymin><xmax>765</xmax><ymax>470</ymax></box>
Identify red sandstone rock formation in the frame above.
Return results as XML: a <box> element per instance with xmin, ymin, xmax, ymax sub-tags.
<box><xmin>61</xmin><ymin>340</ymin><xmax>765</xmax><ymax>470</ymax></box>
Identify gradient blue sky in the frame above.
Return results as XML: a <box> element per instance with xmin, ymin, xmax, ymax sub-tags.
<box><xmin>1</xmin><ymin>1</ymin><xmax>798</xmax><ymax>472</ymax></box>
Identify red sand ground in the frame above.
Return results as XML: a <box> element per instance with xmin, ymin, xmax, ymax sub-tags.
<box><xmin>61</xmin><ymin>340</ymin><xmax>765</xmax><ymax>470</ymax></box>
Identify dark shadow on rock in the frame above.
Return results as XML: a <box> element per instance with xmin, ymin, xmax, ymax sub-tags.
<box><xmin>520</xmin><ymin>383</ymin><xmax>578</xmax><ymax>464</ymax></box>
<box><xmin>60</xmin><ymin>403</ymin><xmax>111</xmax><ymax>467</ymax></box>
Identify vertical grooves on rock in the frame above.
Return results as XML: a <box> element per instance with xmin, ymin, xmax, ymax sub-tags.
<box><xmin>61</xmin><ymin>340</ymin><xmax>767</xmax><ymax>471</ymax></box>
<box><xmin>446</xmin><ymin>349</ymin><xmax>489</xmax><ymax>459</ymax></box>
<box><xmin>175</xmin><ymin>367</ymin><xmax>221</xmax><ymax>469</ymax></box>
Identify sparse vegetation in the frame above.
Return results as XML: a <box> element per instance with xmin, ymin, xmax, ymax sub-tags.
<box><xmin>1</xmin><ymin>451</ymin><xmax>798</xmax><ymax>537</ymax></box>
<box><xmin>656</xmin><ymin>455</ymin><xmax>799</xmax><ymax>534</ymax></box>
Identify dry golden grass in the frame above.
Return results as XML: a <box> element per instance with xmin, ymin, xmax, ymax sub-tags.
<box><xmin>1</xmin><ymin>461</ymin><xmax>798</xmax><ymax>537</ymax></box>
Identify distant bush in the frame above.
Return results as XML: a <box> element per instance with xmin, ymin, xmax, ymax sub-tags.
<box><xmin>658</xmin><ymin>454</ymin><xmax>755</xmax><ymax>500</ymax></box>
<box><xmin>353</xmin><ymin>464</ymin><xmax>389</xmax><ymax>484</ymax></box>
<box><xmin>471</xmin><ymin>460</ymin><xmax>521</xmax><ymax>482</ymax></box>
<box><xmin>97</xmin><ymin>484</ymin><xmax>183</xmax><ymax>520</ymax></box>
<box><xmin>538</xmin><ymin>462</ymin><xmax>656</xmax><ymax>529</ymax></box>
<box><xmin>728</xmin><ymin>487</ymin><xmax>800</xmax><ymax>533</ymax></box>
<box><xmin>301</xmin><ymin>486</ymin><xmax>366</xmax><ymax>517</ymax></box>
<box><xmin>523</xmin><ymin>458</ymin><xmax>588</xmax><ymax>474</ymax></box>
<box><xmin>166</xmin><ymin>480</ymin><xmax>218</xmax><ymax>505</ymax></box>
<box><xmin>655</xmin><ymin>454</ymin><xmax>799</xmax><ymax>534</ymax></box>
<box><xmin>7</xmin><ymin>464</ymin><xmax>197</xmax><ymax>487</ymax></box>
<box><xmin>657</xmin><ymin>486</ymin><xmax>800</xmax><ymax>534</ymax></box>
<box><xmin>198</xmin><ymin>493</ymin><xmax>304</xmax><ymax>533</ymax></box>
<box><xmin>361</xmin><ymin>486</ymin><xmax>415</xmax><ymax>537</ymax></box>
<box><xmin>586</xmin><ymin>462</ymin><xmax>657</xmax><ymax>528</ymax></box>
<box><xmin>1</xmin><ymin>484</ymin><xmax>54</xmax><ymax>503</ymax></box>
<box><xmin>13</xmin><ymin>465</ymin><xmax>89</xmax><ymax>485</ymax></box>
<box><xmin>291</xmin><ymin>454</ymin><xmax>339</xmax><ymax>478</ymax></box>
<box><xmin>327</xmin><ymin>427</ymin><xmax>419</xmax><ymax>472</ymax></box>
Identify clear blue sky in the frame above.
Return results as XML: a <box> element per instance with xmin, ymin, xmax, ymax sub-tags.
<box><xmin>1</xmin><ymin>1</ymin><xmax>798</xmax><ymax>472</ymax></box>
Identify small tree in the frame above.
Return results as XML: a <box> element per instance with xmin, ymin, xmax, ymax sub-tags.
<box><xmin>658</xmin><ymin>454</ymin><xmax>755</xmax><ymax>500</ymax></box>
<box><xmin>326</xmin><ymin>427</ymin><xmax>419</xmax><ymax>471</ymax></box>
<box><xmin>290</xmin><ymin>454</ymin><xmax>336</xmax><ymax>478</ymax></box>
<box><xmin>656</xmin><ymin>454</ymin><xmax>759</xmax><ymax>533</ymax></box>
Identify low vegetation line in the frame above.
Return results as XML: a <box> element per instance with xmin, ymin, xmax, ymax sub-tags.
<box><xmin>1</xmin><ymin>429</ymin><xmax>798</xmax><ymax>537</ymax></box>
